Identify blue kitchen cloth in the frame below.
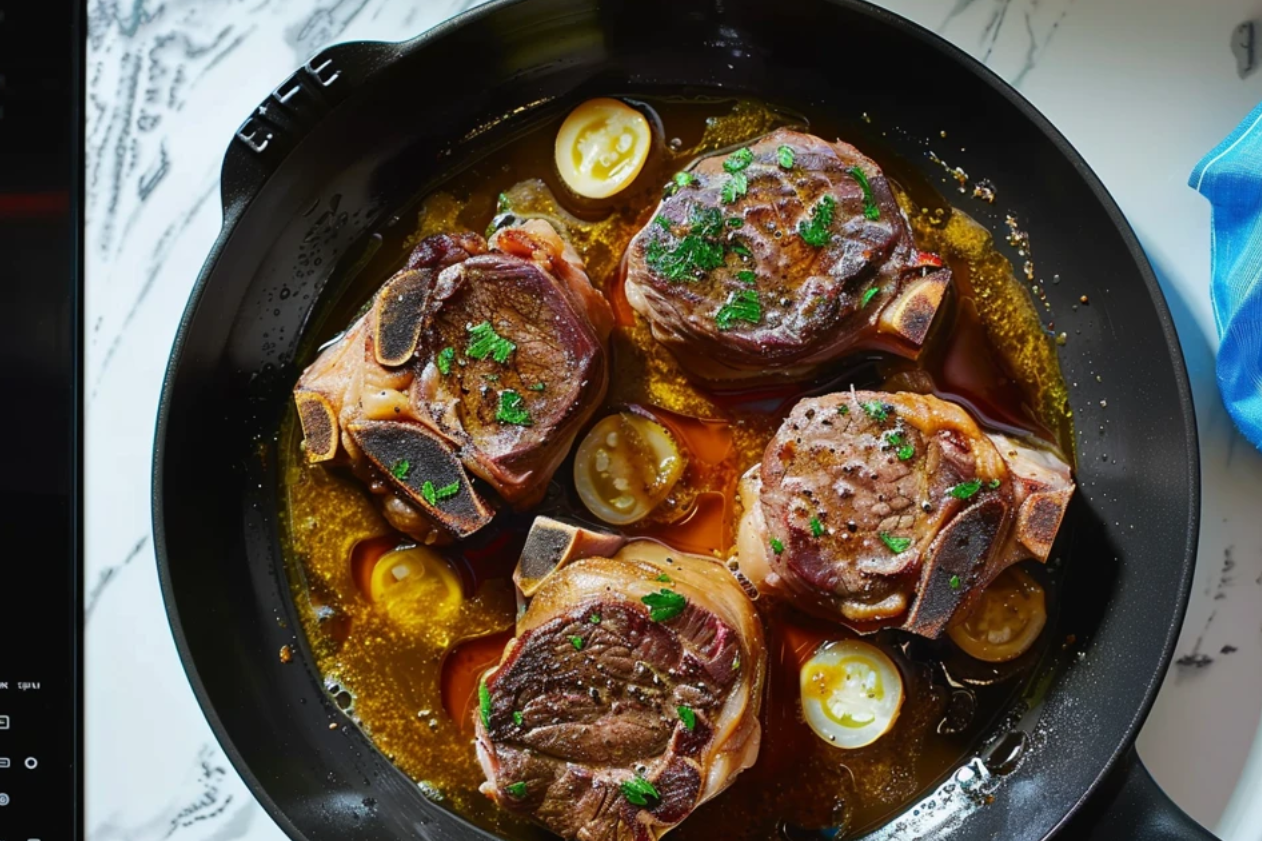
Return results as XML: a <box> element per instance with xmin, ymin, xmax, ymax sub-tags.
<box><xmin>1190</xmin><ymin>102</ymin><xmax>1262</xmax><ymax>452</ymax></box>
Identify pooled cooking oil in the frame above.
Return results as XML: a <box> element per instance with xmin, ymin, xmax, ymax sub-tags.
<box><xmin>280</xmin><ymin>96</ymin><xmax>1073</xmax><ymax>841</ymax></box>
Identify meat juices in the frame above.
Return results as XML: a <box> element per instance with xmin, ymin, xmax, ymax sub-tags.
<box><xmin>476</xmin><ymin>543</ymin><xmax>765</xmax><ymax>841</ymax></box>
<box><xmin>293</xmin><ymin>221</ymin><xmax>613</xmax><ymax>541</ymax></box>
<box><xmin>736</xmin><ymin>391</ymin><xmax>1074</xmax><ymax>636</ymax></box>
<box><xmin>623</xmin><ymin>128</ymin><xmax>951</xmax><ymax>384</ymax></box>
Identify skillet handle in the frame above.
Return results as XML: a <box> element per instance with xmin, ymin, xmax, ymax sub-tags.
<box><xmin>218</xmin><ymin>40</ymin><xmax>401</xmax><ymax>220</ymax></box>
<box><xmin>1061</xmin><ymin>746</ymin><xmax>1218</xmax><ymax>840</ymax></box>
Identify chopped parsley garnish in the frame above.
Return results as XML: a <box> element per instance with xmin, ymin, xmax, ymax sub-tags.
<box><xmin>436</xmin><ymin>346</ymin><xmax>455</xmax><ymax>375</ymax></box>
<box><xmin>730</xmin><ymin>241</ymin><xmax>752</xmax><ymax>257</ymax></box>
<box><xmin>678</xmin><ymin>705</ymin><xmax>697</xmax><ymax>731</ymax></box>
<box><xmin>884</xmin><ymin>430</ymin><xmax>914</xmax><ymax>461</ymax></box>
<box><xmin>496</xmin><ymin>192</ymin><xmax>511</xmax><ymax>214</ymax></box>
<box><xmin>724</xmin><ymin>147</ymin><xmax>754</xmax><ymax>172</ymax></box>
<box><xmin>797</xmin><ymin>195</ymin><xmax>837</xmax><ymax>247</ymax></box>
<box><xmin>847</xmin><ymin>166</ymin><xmax>881</xmax><ymax>221</ymax></box>
<box><xmin>727</xmin><ymin>217</ymin><xmax>744</xmax><ymax>229</ymax></box>
<box><xmin>621</xmin><ymin>775</ymin><xmax>660</xmax><ymax>807</ymax></box>
<box><xmin>715</xmin><ymin>288</ymin><xmax>762</xmax><ymax>331</ymax></box>
<box><xmin>810</xmin><ymin>516</ymin><xmax>825</xmax><ymax>538</ymax></box>
<box><xmin>777</xmin><ymin>144</ymin><xmax>795</xmax><ymax>169</ymax></box>
<box><xmin>736</xmin><ymin>270</ymin><xmax>757</xmax><ymax>285</ymax></box>
<box><xmin>879</xmin><ymin>532</ymin><xmax>912</xmax><ymax>553</ymax></box>
<box><xmin>528</xmin><ymin>382</ymin><xmax>546</xmax><ymax>391</ymax></box>
<box><xmin>466</xmin><ymin>321</ymin><xmax>516</xmax><ymax>364</ymax></box>
<box><xmin>646</xmin><ymin>205</ymin><xmax>727</xmax><ymax>282</ymax></box>
<box><xmin>654</xmin><ymin>215</ymin><xmax>672</xmax><ymax>231</ymax></box>
<box><xmin>838</xmin><ymin>405</ymin><xmax>849</xmax><ymax>415</ymax></box>
<box><xmin>495</xmin><ymin>390</ymin><xmax>533</xmax><ymax>426</ymax></box>
<box><xmin>512</xmin><ymin>710</ymin><xmax>524</xmax><ymax>726</ymax></box>
<box><xmin>641</xmin><ymin>588</ymin><xmax>687</xmax><ymax>622</ymax></box>
<box><xmin>733</xmin><ymin>655</ymin><xmax>741</xmax><ymax>671</ymax></box>
<box><xmin>988</xmin><ymin>478</ymin><xmax>1001</xmax><ymax>489</ymax></box>
<box><xmin>720</xmin><ymin>171</ymin><xmax>749</xmax><ymax>204</ymax></box>
<box><xmin>589</xmin><ymin>613</ymin><xmax>602</xmax><ymax>624</ymax></box>
<box><xmin>420</xmin><ymin>480</ymin><xmax>460</xmax><ymax>505</ymax></box>
<box><xmin>949</xmin><ymin>574</ymin><xmax>962</xmax><ymax>590</ymax></box>
<box><xmin>478</xmin><ymin>679</ymin><xmax>492</xmax><ymax>728</ymax></box>
<box><xmin>390</xmin><ymin>459</ymin><xmax>412</xmax><ymax>480</ymax></box>
<box><xmin>674</xmin><ymin>171</ymin><xmax>697</xmax><ymax>188</ymax></box>
<box><xmin>861</xmin><ymin>400</ymin><xmax>891</xmax><ymax>422</ymax></box>
<box><xmin>861</xmin><ymin>286</ymin><xmax>881</xmax><ymax>307</ymax></box>
<box><xmin>656</xmin><ymin>573</ymin><xmax>673</xmax><ymax>583</ymax></box>
<box><xmin>947</xmin><ymin>480</ymin><xmax>983</xmax><ymax>500</ymax></box>
<box><xmin>568</xmin><ymin>635</ymin><xmax>584</xmax><ymax>651</ymax></box>
<box><xmin>506</xmin><ymin>781</ymin><xmax>527</xmax><ymax>798</ymax></box>
<box><xmin>770</xmin><ymin>537</ymin><xmax>785</xmax><ymax>554</ymax></box>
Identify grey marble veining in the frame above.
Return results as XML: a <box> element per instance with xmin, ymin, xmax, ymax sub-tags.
<box><xmin>84</xmin><ymin>1</ymin><xmax>1262</xmax><ymax>839</ymax></box>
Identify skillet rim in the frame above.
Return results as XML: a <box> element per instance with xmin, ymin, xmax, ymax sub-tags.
<box><xmin>150</xmin><ymin>0</ymin><xmax>1202</xmax><ymax>838</ymax></box>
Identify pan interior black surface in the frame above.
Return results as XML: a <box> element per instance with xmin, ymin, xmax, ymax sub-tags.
<box><xmin>153</xmin><ymin>1</ymin><xmax>1199</xmax><ymax>840</ymax></box>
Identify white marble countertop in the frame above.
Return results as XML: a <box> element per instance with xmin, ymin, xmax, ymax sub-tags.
<box><xmin>84</xmin><ymin>0</ymin><xmax>1262</xmax><ymax>839</ymax></box>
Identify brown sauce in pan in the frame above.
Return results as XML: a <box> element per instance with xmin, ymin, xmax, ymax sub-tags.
<box><xmin>281</xmin><ymin>97</ymin><xmax>1073</xmax><ymax>839</ymax></box>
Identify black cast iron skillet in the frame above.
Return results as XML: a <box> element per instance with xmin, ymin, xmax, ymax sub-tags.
<box><xmin>153</xmin><ymin>0</ymin><xmax>1209</xmax><ymax>838</ymax></box>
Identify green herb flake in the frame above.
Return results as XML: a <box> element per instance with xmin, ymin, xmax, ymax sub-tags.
<box><xmin>466</xmin><ymin>321</ymin><xmax>517</xmax><ymax>364</ymax></box>
<box><xmin>641</xmin><ymin>588</ymin><xmax>687</xmax><ymax>622</ymax></box>
<box><xmin>715</xmin><ymin>288</ymin><xmax>762</xmax><ymax>331</ymax></box>
<box><xmin>948</xmin><ymin>480</ymin><xmax>983</xmax><ymax>500</ymax></box>
<box><xmin>646</xmin><ymin>205</ymin><xmax>727</xmax><ymax>282</ymax></box>
<box><xmin>897</xmin><ymin>444</ymin><xmax>915</xmax><ymax>461</ymax></box>
<box><xmin>736</xmin><ymin>270</ymin><xmax>757</xmax><ymax>285</ymax></box>
<box><xmin>879</xmin><ymin>532</ymin><xmax>912</xmax><ymax>553</ymax></box>
<box><xmin>478</xmin><ymin>679</ymin><xmax>492</xmax><ymax>728</ymax></box>
<box><xmin>654</xmin><ymin>215</ymin><xmax>672</xmax><ymax>231</ymax></box>
<box><xmin>528</xmin><ymin>382</ymin><xmax>547</xmax><ymax>391</ymax></box>
<box><xmin>436</xmin><ymin>346</ymin><xmax>455</xmax><ymax>375</ymax></box>
<box><xmin>421</xmin><ymin>481</ymin><xmax>437</xmax><ymax>505</ymax></box>
<box><xmin>568</xmin><ymin>635</ymin><xmax>584</xmax><ymax>651</ymax></box>
<box><xmin>496</xmin><ymin>192</ymin><xmax>511</xmax><ymax>214</ymax></box>
<box><xmin>589</xmin><ymin>613</ymin><xmax>602</xmax><ymax>625</ymax></box>
<box><xmin>777</xmin><ymin>144</ymin><xmax>795</xmax><ymax>169</ymax></box>
<box><xmin>949</xmin><ymin>574</ymin><xmax>962</xmax><ymax>590</ymax></box>
<box><xmin>720</xmin><ymin>171</ymin><xmax>749</xmax><ymax>204</ymax></box>
<box><xmin>656</xmin><ymin>573</ymin><xmax>673</xmax><ymax>583</ymax></box>
<box><xmin>506</xmin><ymin>781</ymin><xmax>527</xmax><ymax>799</ymax></box>
<box><xmin>810</xmin><ymin>516</ymin><xmax>825</xmax><ymax>538</ymax></box>
<box><xmin>674</xmin><ymin>171</ymin><xmax>697</xmax><ymax>188</ymax></box>
<box><xmin>512</xmin><ymin>710</ymin><xmax>524</xmax><ymax>726</ymax></box>
<box><xmin>724</xmin><ymin>147</ymin><xmax>754</xmax><ymax>173</ymax></box>
<box><xmin>621</xmin><ymin>775</ymin><xmax>660</xmax><ymax>807</ymax></box>
<box><xmin>733</xmin><ymin>654</ymin><xmax>741</xmax><ymax>671</ymax></box>
<box><xmin>861</xmin><ymin>401</ymin><xmax>891</xmax><ymax>423</ymax></box>
<box><xmin>861</xmin><ymin>286</ymin><xmax>881</xmax><ymax>307</ymax></box>
<box><xmin>770</xmin><ymin>537</ymin><xmax>785</xmax><ymax>554</ymax></box>
<box><xmin>678</xmin><ymin>705</ymin><xmax>697</xmax><ymax>731</ymax></box>
<box><xmin>838</xmin><ymin>405</ymin><xmax>849</xmax><ymax>415</ymax></box>
<box><xmin>847</xmin><ymin>165</ymin><xmax>881</xmax><ymax>221</ymax></box>
<box><xmin>496</xmin><ymin>390</ymin><xmax>533</xmax><ymax>426</ymax></box>
<box><xmin>798</xmin><ymin>195</ymin><xmax>837</xmax><ymax>247</ymax></box>
<box><xmin>390</xmin><ymin>459</ymin><xmax>412</xmax><ymax>481</ymax></box>
<box><xmin>730</xmin><ymin>241</ymin><xmax>753</xmax><ymax>257</ymax></box>
<box><xmin>727</xmin><ymin>218</ymin><xmax>745</xmax><ymax>230</ymax></box>
<box><xmin>988</xmin><ymin>479</ymin><xmax>1001</xmax><ymax>489</ymax></box>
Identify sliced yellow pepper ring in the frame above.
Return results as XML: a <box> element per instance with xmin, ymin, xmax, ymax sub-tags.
<box><xmin>554</xmin><ymin>98</ymin><xmax>652</xmax><ymax>199</ymax></box>
<box><xmin>369</xmin><ymin>546</ymin><xmax>463</xmax><ymax>621</ymax></box>
<box><xmin>800</xmin><ymin>639</ymin><xmax>903</xmax><ymax>749</ymax></box>
<box><xmin>948</xmin><ymin>565</ymin><xmax>1047</xmax><ymax>663</ymax></box>
<box><xmin>574</xmin><ymin>413</ymin><xmax>685</xmax><ymax>525</ymax></box>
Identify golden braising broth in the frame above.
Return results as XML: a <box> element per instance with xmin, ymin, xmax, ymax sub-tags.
<box><xmin>281</xmin><ymin>97</ymin><xmax>1073</xmax><ymax>840</ymax></box>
